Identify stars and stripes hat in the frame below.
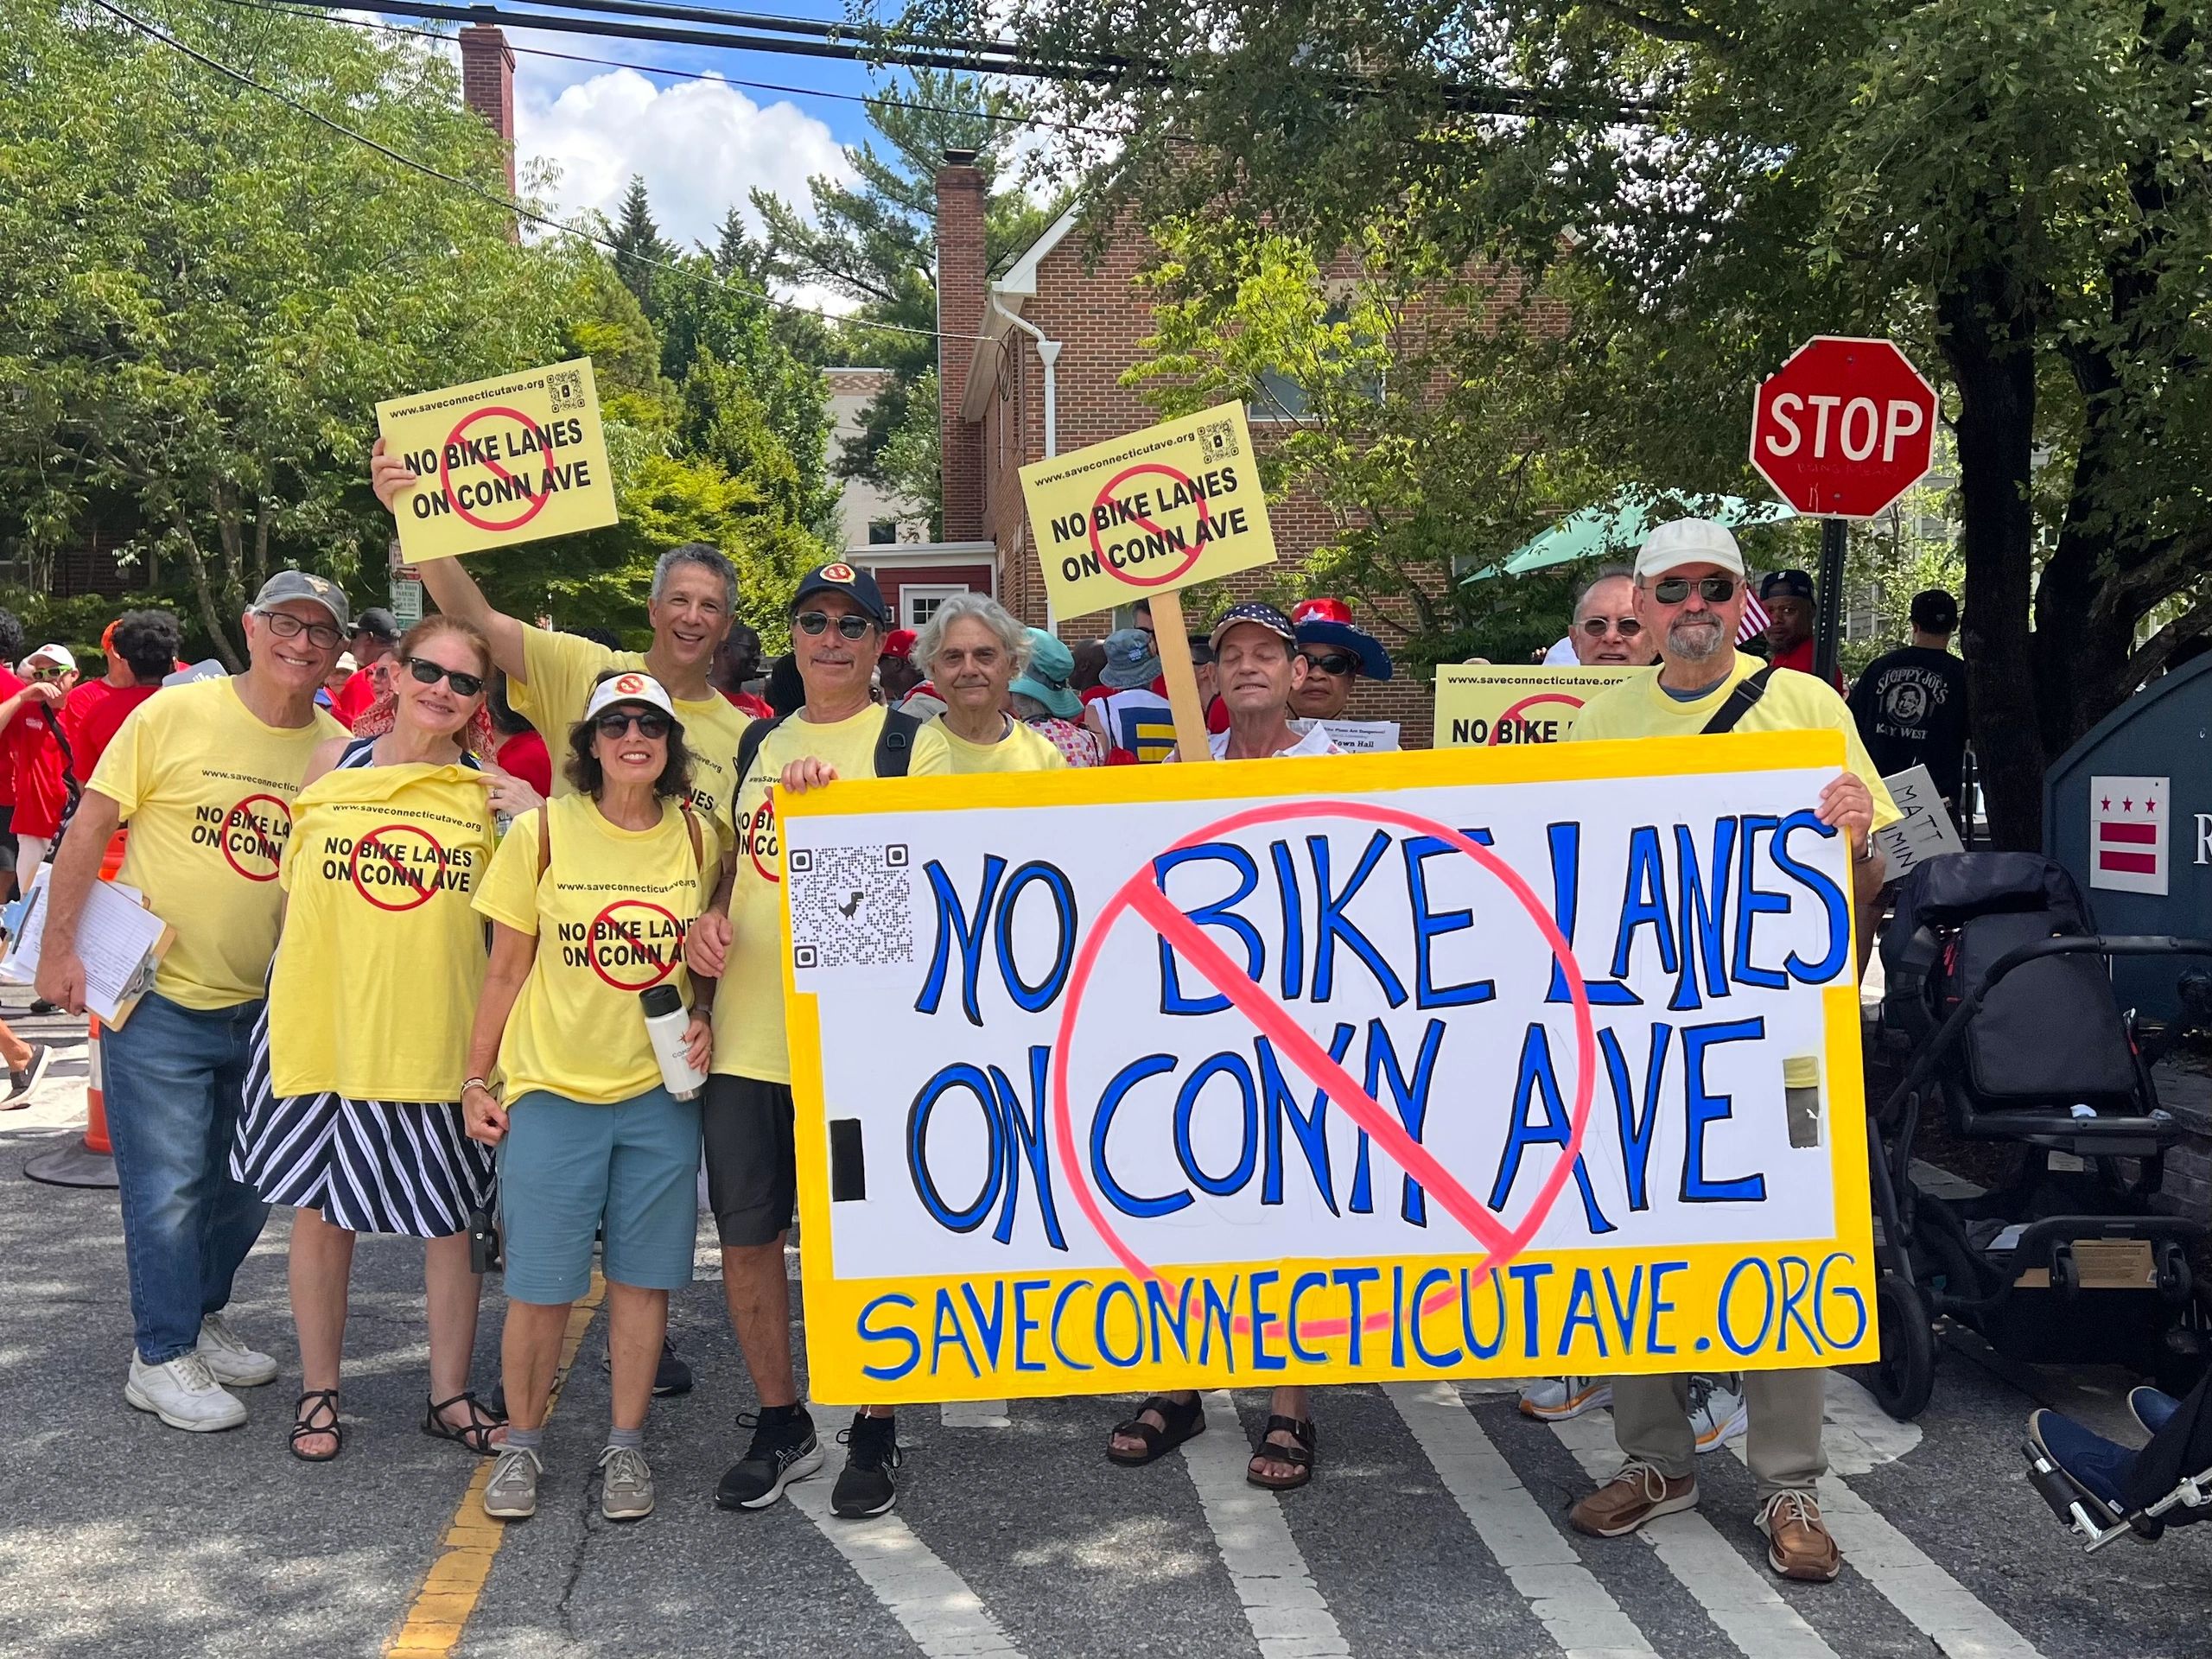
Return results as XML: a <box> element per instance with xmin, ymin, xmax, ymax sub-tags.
<box><xmin>1208</xmin><ymin>601</ymin><xmax>1297</xmax><ymax>651</ymax></box>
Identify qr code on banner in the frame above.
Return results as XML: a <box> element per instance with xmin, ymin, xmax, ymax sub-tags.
<box><xmin>545</xmin><ymin>367</ymin><xmax>587</xmax><ymax>413</ymax></box>
<box><xmin>789</xmin><ymin>844</ymin><xmax>912</xmax><ymax>972</ymax></box>
<box><xmin>1195</xmin><ymin>414</ymin><xmax>1240</xmax><ymax>463</ymax></box>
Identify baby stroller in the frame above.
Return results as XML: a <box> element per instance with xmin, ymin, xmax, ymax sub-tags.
<box><xmin>1866</xmin><ymin>851</ymin><xmax>2212</xmax><ymax>1421</ymax></box>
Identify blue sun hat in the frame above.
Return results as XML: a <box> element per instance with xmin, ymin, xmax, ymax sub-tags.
<box><xmin>1290</xmin><ymin>596</ymin><xmax>1394</xmax><ymax>682</ymax></box>
<box><xmin>1099</xmin><ymin>627</ymin><xmax>1160</xmax><ymax>690</ymax></box>
<box><xmin>1009</xmin><ymin>629</ymin><xmax>1083</xmax><ymax>718</ymax></box>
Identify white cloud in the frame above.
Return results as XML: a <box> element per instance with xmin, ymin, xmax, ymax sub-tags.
<box><xmin>517</xmin><ymin>67</ymin><xmax>855</xmax><ymax>274</ymax></box>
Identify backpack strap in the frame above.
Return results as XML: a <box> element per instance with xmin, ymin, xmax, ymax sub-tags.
<box><xmin>874</xmin><ymin>708</ymin><xmax>922</xmax><ymax>779</ymax></box>
<box><xmin>536</xmin><ymin>802</ymin><xmax>551</xmax><ymax>880</ymax></box>
<box><xmin>733</xmin><ymin>712</ymin><xmax>788</xmax><ymax>792</ymax></box>
<box><xmin>1701</xmin><ymin>664</ymin><xmax>1780</xmax><ymax>735</ymax></box>
<box><xmin>679</xmin><ymin>802</ymin><xmax>704</xmax><ymax>872</ymax></box>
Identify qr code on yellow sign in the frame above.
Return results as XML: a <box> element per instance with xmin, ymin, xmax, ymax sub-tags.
<box><xmin>546</xmin><ymin>367</ymin><xmax>587</xmax><ymax>413</ymax></box>
<box><xmin>790</xmin><ymin>844</ymin><xmax>912</xmax><ymax>971</ymax></box>
<box><xmin>1196</xmin><ymin>415</ymin><xmax>1239</xmax><ymax>462</ymax></box>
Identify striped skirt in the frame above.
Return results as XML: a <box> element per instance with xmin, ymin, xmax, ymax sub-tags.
<box><xmin>231</xmin><ymin>1009</ymin><xmax>495</xmax><ymax>1239</ymax></box>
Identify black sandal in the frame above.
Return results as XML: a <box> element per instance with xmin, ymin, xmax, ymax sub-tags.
<box><xmin>1246</xmin><ymin>1414</ymin><xmax>1317</xmax><ymax>1491</ymax></box>
<box><xmin>1106</xmin><ymin>1394</ymin><xmax>1206</xmax><ymax>1466</ymax></box>
<box><xmin>423</xmin><ymin>1389</ymin><xmax>506</xmax><ymax>1455</ymax></box>
<box><xmin>289</xmin><ymin>1389</ymin><xmax>343</xmax><ymax>1463</ymax></box>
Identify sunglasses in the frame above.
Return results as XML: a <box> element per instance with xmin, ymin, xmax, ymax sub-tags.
<box><xmin>1300</xmin><ymin>651</ymin><xmax>1357</xmax><ymax>677</ymax></box>
<box><xmin>1650</xmin><ymin>575</ymin><xmax>1738</xmax><ymax>606</ymax></box>
<box><xmin>255</xmin><ymin>608</ymin><xmax>346</xmax><ymax>651</ymax></box>
<box><xmin>25</xmin><ymin>664</ymin><xmax>67</xmax><ymax>681</ymax></box>
<box><xmin>795</xmin><ymin>611</ymin><xmax>875</xmax><ymax>641</ymax></box>
<box><xmin>1575</xmin><ymin>616</ymin><xmax>1643</xmax><ymax>638</ymax></box>
<box><xmin>403</xmin><ymin>657</ymin><xmax>486</xmax><ymax>698</ymax></box>
<box><xmin>594</xmin><ymin>710</ymin><xmax>671</xmax><ymax>741</ymax></box>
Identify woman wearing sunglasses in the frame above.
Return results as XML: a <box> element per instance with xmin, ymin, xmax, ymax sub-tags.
<box><xmin>463</xmin><ymin>670</ymin><xmax>716</xmax><ymax>1525</ymax></box>
<box><xmin>236</xmin><ymin>616</ymin><xmax>540</xmax><ymax>1463</ymax></box>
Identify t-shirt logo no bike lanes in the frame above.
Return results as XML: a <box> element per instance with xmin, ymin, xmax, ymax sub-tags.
<box><xmin>193</xmin><ymin>793</ymin><xmax>292</xmax><ymax>881</ymax></box>
<box><xmin>743</xmin><ymin>794</ymin><xmax>780</xmax><ymax>885</ymax></box>
<box><xmin>562</xmin><ymin>900</ymin><xmax>688</xmax><ymax>990</ymax></box>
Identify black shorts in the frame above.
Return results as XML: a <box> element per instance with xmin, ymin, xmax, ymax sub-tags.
<box><xmin>702</xmin><ymin>1074</ymin><xmax>796</xmax><ymax>1248</ymax></box>
<box><xmin>0</xmin><ymin>805</ymin><xmax>17</xmax><ymax>873</ymax></box>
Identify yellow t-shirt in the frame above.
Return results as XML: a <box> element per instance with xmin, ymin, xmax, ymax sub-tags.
<box><xmin>509</xmin><ymin>626</ymin><xmax>748</xmax><ymax>852</ymax></box>
<box><xmin>472</xmin><ymin>792</ymin><xmax>715</xmax><ymax>1105</ymax></box>
<box><xmin>89</xmin><ymin>677</ymin><xmax>347</xmax><ymax>1010</ymax></box>
<box><xmin>265</xmin><ymin>759</ymin><xmax>496</xmax><ymax>1100</ymax></box>
<box><xmin>714</xmin><ymin>704</ymin><xmax>952</xmax><ymax>1083</ymax></box>
<box><xmin>1569</xmin><ymin>651</ymin><xmax>1903</xmax><ymax>830</ymax></box>
<box><xmin>931</xmin><ymin>715</ymin><xmax>1071</xmax><ymax>775</ymax></box>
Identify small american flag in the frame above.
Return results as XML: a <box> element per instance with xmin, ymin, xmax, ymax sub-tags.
<box><xmin>1738</xmin><ymin>590</ymin><xmax>1770</xmax><ymax>644</ymax></box>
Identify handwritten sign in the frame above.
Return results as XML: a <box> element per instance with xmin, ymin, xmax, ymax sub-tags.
<box><xmin>375</xmin><ymin>358</ymin><xmax>617</xmax><ymax>562</ymax></box>
<box><xmin>1435</xmin><ymin>665</ymin><xmax>1636</xmax><ymax>747</ymax></box>
<box><xmin>1872</xmin><ymin>765</ymin><xmax>1964</xmax><ymax>879</ymax></box>
<box><xmin>1018</xmin><ymin>404</ymin><xmax>1276</xmax><ymax>621</ymax></box>
<box><xmin>779</xmin><ymin>734</ymin><xmax>1878</xmax><ymax>1403</ymax></box>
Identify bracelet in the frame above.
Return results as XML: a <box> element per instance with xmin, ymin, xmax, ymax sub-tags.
<box><xmin>461</xmin><ymin>1077</ymin><xmax>493</xmax><ymax>1096</ymax></box>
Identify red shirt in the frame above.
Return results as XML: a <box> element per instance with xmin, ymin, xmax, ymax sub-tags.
<box><xmin>0</xmin><ymin>666</ymin><xmax>22</xmax><ymax>809</ymax></box>
<box><xmin>493</xmin><ymin>728</ymin><xmax>553</xmax><ymax>798</ymax></box>
<box><xmin>333</xmin><ymin>664</ymin><xmax>381</xmax><ymax>728</ymax></box>
<box><xmin>60</xmin><ymin>677</ymin><xmax>160</xmax><ymax>787</ymax></box>
<box><xmin>4</xmin><ymin>690</ymin><xmax>71</xmax><ymax>839</ymax></box>
<box><xmin>721</xmin><ymin>689</ymin><xmax>775</xmax><ymax>720</ymax></box>
<box><xmin>1770</xmin><ymin>637</ymin><xmax>1844</xmax><ymax>691</ymax></box>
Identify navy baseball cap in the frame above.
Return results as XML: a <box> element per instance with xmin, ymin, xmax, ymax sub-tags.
<box><xmin>1910</xmin><ymin>589</ymin><xmax>1958</xmax><ymax>632</ymax></box>
<box><xmin>1760</xmin><ymin>569</ymin><xmax>1815</xmax><ymax>602</ymax></box>
<box><xmin>791</xmin><ymin>561</ymin><xmax>888</xmax><ymax>626</ymax></box>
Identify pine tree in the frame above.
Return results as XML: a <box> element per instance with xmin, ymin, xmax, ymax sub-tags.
<box><xmin>608</xmin><ymin>175</ymin><xmax>668</xmax><ymax>305</ymax></box>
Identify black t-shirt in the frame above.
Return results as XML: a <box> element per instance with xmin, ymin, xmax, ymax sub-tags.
<box><xmin>1848</xmin><ymin>645</ymin><xmax>1970</xmax><ymax>800</ymax></box>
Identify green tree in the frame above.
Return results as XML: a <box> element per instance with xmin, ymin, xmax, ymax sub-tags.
<box><xmin>916</xmin><ymin>0</ymin><xmax>2212</xmax><ymax>845</ymax></box>
<box><xmin>608</xmin><ymin>175</ymin><xmax>671</xmax><ymax>306</ymax></box>
<box><xmin>0</xmin><ymin>0</ymin><xmax>570</xmax><ymax>664</ymax></box>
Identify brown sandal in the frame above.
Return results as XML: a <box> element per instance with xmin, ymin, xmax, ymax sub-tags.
<box><xmin>289</xmin><ymin>1389</ymin><xmax>342</xmax><ymax>1463</ymax></box>
<box><xmin>1246</xmin><ymin>1414</ymin><xmax>1316</xmax><ymax>1491</ymax></box>
<box><xmin>423</xmin><ymin>1389</ymin><xmax>505</xmax><ymax>1455</ymax></box>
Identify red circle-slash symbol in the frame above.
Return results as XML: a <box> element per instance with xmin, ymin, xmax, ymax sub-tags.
<box><xmin>439</xmin><ymin>405</ymin><xmax>553</xmax><ymax>534</ymax></box>
<box><xmin>1088</xmin><ymin>462</ymin><xmax>1210</xmax><ymax>589</ymax></box>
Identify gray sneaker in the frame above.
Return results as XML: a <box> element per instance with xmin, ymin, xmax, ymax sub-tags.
<box><xmin>484</xmin><ymin>1446</ymin><xmax>543</xmax><ymax>1520</ymax></box>
<box><xmin>597</xmin><ymin>1444</ymin><xmax>654</xmax><ymax>1522</ymax></box>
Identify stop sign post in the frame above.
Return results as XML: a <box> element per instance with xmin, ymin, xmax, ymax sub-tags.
<box><xmin>1749</xmin><ymin>336</ymin><xmax>1940</xmax><ymax>681</ymax></box>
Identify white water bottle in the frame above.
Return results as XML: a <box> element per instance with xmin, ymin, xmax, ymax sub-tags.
<box><xmin>640</xmin><ymin>984</ymin><xmax>706</xmax><ymax>1101</ymax></box>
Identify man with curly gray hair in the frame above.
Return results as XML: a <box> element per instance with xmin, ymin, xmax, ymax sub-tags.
<box><xmin>914</xmin><ymin>593</ymin><xmax>1067</xmax><ymax>774</ymax></box>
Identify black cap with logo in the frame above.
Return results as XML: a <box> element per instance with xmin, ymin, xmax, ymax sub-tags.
<box><xmin>791</xmin><ymin>561</ymin><xmax>888</xmax><ymax>626</ymax></box>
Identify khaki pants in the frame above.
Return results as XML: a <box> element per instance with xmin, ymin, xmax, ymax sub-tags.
<box><xmin>1611</xmin><ymin>1369</ymin><xmax>1827</xmax><ymax>1500</ymax></box>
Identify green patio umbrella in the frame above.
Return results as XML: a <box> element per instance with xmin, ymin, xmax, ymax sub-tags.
<box><xmin>1464</xmin><ymin>489</ymin><xmax>1797</xmax><ymax>583</ymax></box>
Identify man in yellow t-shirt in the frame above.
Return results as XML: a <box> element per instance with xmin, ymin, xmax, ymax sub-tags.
<box><xmin>1562</xmin><ymin>518</ymin><xmax>1897</xmax><ymax>1585</ymax></box>
<box><xmin>369</xmin><ymin>439</ymin><xmax>753</xmax><ymax>852</ymax></box>
<box><xmin>916</xmin><ymin>591</ymin><xmax>1071</xmax><ymax>774</ymax></box>
<box><xmin>684</xmin><ymin>561</ymin><xmax>949</xmax><ymax>1522</ymax></box>
<box><xmin>39</xmin><ymin>570</ymin><xmax>351</xmax><ymax>1434</ymax></box>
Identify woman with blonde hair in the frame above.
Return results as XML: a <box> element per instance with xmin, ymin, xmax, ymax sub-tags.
<box><xmin>233</xmin><ymin>615</ymin><xmax>540</xmax><ymax>1461</ymax></box>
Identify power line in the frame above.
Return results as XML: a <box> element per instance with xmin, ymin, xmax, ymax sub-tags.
<box><xmin>88</xmin><ymin>0</ymin><xmax>976</xmax><ymax>342</ymax></box>
<box><xmin>213</xmin><ymin>0</ymin><xmax>1136</xmax><ymax>140</ymax></box>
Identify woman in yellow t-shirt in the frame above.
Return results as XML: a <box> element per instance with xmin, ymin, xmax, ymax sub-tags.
<box><xmin>918</xmin><ymin>593</ymin><xmax>1070</xmax><ymax>775</ymax></box>
<box><xmin>233</xmin><ymin>616</ymin><xmax>540</xmax><ymax>1463</ymax></box>
<box><xmin>463</xmin><ymin>671</ymin><xmax>715</xmax><ymax>1525</ymax></box>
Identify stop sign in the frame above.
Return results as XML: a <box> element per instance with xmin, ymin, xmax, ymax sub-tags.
<box><xmin>1749</xmin><ymin>336</ymin><xmax>1939</xmax><ymax>519</ymax></box>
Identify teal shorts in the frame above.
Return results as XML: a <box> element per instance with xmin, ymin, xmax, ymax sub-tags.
<box><xmin>498</xmin><ymin>1086</ymin><xmax>702</xmax><ymax>1305</ymax></box>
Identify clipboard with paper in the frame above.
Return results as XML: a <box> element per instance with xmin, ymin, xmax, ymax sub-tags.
<box><xmin>0</xmin><ymin>867</ymin><xmax>173</xmax><ymax>1027</ymax></box>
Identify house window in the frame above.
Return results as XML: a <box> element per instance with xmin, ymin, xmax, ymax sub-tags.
<box><xmin>903</xmin><ymin>585</ymin><xmax>967</xmax><ymax>629</ymax></box>
<box><xmin>867</xmin><ymin>519</ymin><xmax>898</xmax><ymax>546</ymax></box>
<box><xmin>1249</xmin><ymin>296</ymin><xmax>1382</xmax><ymax>423</ymax></box>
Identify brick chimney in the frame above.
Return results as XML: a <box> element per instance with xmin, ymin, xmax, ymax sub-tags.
<box><xmin>458</xmin><ymin>24</ymin><xmax>517</xmax><ymax>196</ymax></box>
<box><xmin>936</xmin><ymin>150</ymin><xmax>988</xmax><ymax>543</ymax></box>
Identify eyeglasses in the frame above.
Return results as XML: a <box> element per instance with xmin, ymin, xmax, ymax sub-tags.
<box><xmin>1575</xmin><ymin>616</ymin><xmax>1643</xmax><ymax>638</ymax></box>
<box><xmin>594</xmin><ymin>710</ymin><xmax>671</xmax><ymax>741</ymax></box>
<box><xmin>25</xmin><ymin>664</ymin><xmax>67</xmax><ymax>681</ymax></box>
<box><xmin>1300</xmin><ymin>651</ymin><xmax>1357</xmax><ymax>677</ymax></box>
<box><xmin>403</xmin><ymin>657</ymin><xmax>486</xmax><ymax>698</ymax></box>
<box><xmin>795</xmin><ymin>610</ymin><xmax>875</xmax><ymax>641</ymax></box>
<box><xmin>255</xmin><ymin>608</ymin><xmax>346</xmax><ymax>651</ymax></box>
<box><xmin>1650</xmin><ymin>575</ymin><xmax>1738</xmax><ymax>606</ymax></box>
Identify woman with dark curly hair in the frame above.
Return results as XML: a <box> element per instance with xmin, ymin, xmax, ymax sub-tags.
<box><xmin>462</xmin><ymin>670</ymin><xmax>717</xmax><ymax>1525</ymax></box>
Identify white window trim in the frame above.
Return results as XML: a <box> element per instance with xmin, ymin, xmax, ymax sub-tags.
<box><xmin>901</xmin><ymin>584</ymin><xmax>969</xmax><ymax>630</ymax></box>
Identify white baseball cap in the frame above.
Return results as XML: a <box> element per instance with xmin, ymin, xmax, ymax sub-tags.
<box><xmin>1633</xmin><ymin>518</ymin><xmax>1745</xmax><ymax>582</ymax></box>
<box><xmin>24</xmin><ymin>643</ymin><xmax>76</xmax><ymax>672</ymax></box>
<box><xmin>582</xmin><ymin>670</ymin><xmax>678</xmax><ymax>727</ymax></box>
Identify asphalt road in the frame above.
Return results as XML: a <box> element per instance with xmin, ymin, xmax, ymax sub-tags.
<box><xmin>3</xmin><ymin>991</ymin><xmax>2207</xmax><ymax>1659</ymax></box>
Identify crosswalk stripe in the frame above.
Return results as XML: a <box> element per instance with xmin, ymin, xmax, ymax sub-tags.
<box><xmin>942</xmin><ymin>1400</ymin><xmax>1012</xmax><ymax>1427</ymax></box>
<box><xmin>788</xmin><ymin>1423</ymin><xmax>1027</xmax><ymax>1659</ymax></box>
<box><xmin>1179</xmin><ymin>1391</ymin><xmax>1351</xmax><ymax>1659</ymax></box>
<box><xmin>1546</xmin><ymin>1412</ymin><xmax>1838</xmax><ymax>1659</ymax></box>
<box><xmin>1387</xmin><ymin>1382</ymin><xmax>1657</xmax><ymax>1659</ymax></box>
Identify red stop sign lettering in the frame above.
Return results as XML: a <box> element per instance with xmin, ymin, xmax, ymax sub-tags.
<box><xmin>1749</xmin><ymin>336</ymin><xmax>1939</xmax><ymax>520</ymax></box>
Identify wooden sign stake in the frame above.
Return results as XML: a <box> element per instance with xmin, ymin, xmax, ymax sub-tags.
<box><xmin>1147</xmin><ymin>589</ymin><xmax>1212</xmax><ymax>764</ymax></box>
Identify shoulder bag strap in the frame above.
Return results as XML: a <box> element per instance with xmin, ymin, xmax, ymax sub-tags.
<box><xmin>874</xmin><ymin>708</ymin><xmax>921</xmax><ymax>779</ymax></box>
<box><xmin>1701</xmin><ymin>664</ymin><xmax>1781</xmax><ymax>736</ymax></box>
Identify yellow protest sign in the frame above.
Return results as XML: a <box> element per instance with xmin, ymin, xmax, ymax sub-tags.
<box><xmin>375</xmin><ymin>358</ymin><xmax>617</xmax><ymax>562</ymax></box>
<box><xmin>1019</xmin><ymin>403</ymin><xmax>1276</xmax><ymax>620</ymax></box>
<box><xmin>1435</xmin><ymin>664</ymin><xmax>1637</xmax><ymax>747</ymax></box>
<box><xmin>779</xmin><ymin>734</ymin><xmax>1877</xmax><ymax>1404</ymax></box>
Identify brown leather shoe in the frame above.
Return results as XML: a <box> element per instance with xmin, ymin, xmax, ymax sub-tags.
<box><xmin>1758</xmin><ymin>1490</ymin><xmax>1842</xmax><ymax>1581</ymax></box>
<box><xmin>1568</xmin><ymin>1460</ymin><xmax>1698</xmax><ymax>1538</ymax></box>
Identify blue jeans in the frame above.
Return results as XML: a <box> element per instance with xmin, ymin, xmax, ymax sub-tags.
<box><xmin>102</xmin><ymin>992</ymin><xmax>270</xmax><ymax>1363</ymax></box>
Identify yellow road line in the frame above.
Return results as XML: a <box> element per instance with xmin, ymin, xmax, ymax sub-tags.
<box><xmin>385</xmin><ymin>1271</ymin><xmax>607</xmax><ymax>1658</ymax></box>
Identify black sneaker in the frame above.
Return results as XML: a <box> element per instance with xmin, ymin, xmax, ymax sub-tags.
<box><xmin>830</xmin><ymin>1412</ymin><xmax>901</xmax><ymax>1519</ymax></box>
<box><xmin>652</xmin><ymin>1337</ymin><xmax>691</xmax><ymax>1396</ymax></box>
<box><xmin>715</xmin><ymin>1408</ymin><xmax>823</xmax><ymax>1510</ymax></box>
<box><xmin>3</xmin><ymin>1040</ymin><xmax>51</xmax><ymax>1104</ymax></box>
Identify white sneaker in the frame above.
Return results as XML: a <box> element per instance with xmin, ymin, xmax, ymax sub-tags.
<box><xmin>196</xmin><ymin>1312</ymin><xmax>278</xmax><ymax>1387</ymax></box>
<box><xmin>1520</xmin><ymin>1376</ymin><xmax>1612</xmax><ymax>1421</ymax></box>
<box><xmin>125</xmin><ymin>1351</ymin><xmax>247</xmax><ymax>1432</ymax></box>
<box><xmin>1689</xmin><ymin>1376</ymin><xmax>1748</xmax><ymax>1454</ymax></box>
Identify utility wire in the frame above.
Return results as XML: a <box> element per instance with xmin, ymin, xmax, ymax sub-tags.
<box><xmin>88</xmin><ymin>0</ymin><xmax>979</xmax><ymax>341</ymax></box>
